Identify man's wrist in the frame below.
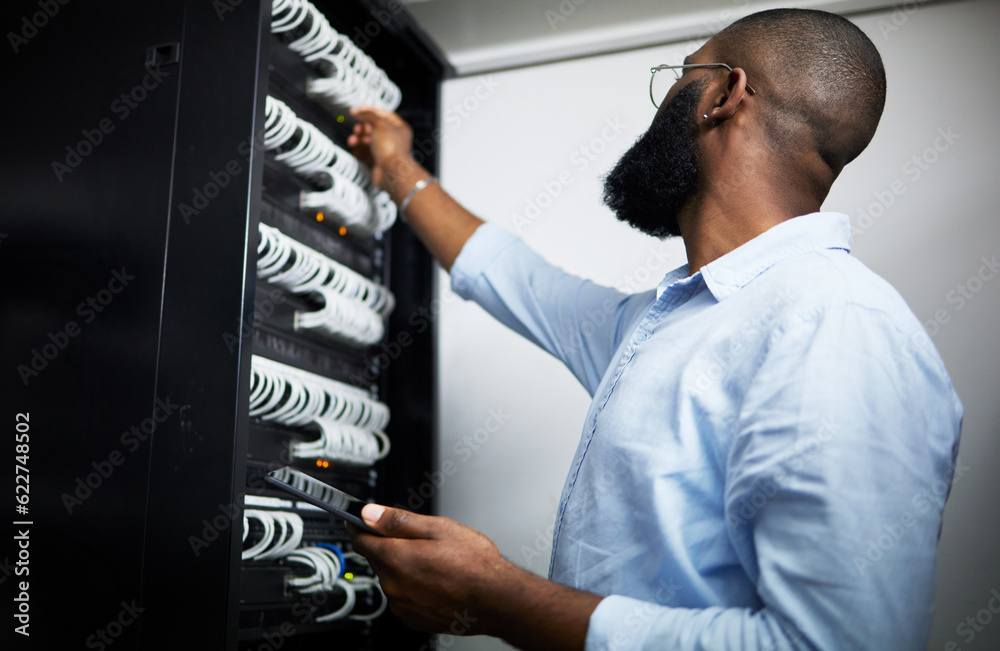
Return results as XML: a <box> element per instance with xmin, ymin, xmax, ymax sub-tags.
<box><xmin>470</xmin><ymin>557</ymin><xmax>532</xmax><ymax>637</ymax></box>
<box><xmin>472</xmin><ymin>560</ymin><xmax>601</xmax><ymax>650</ymax></box>
<box><xmin>399</xmin><ymin>176</ymin><xmax>438</xmax><ymax>220</ymax></box>
<box><xmin>383</xmin><ymin>154</ymin><xmax>428</xmax><ymax>201</ymax></box>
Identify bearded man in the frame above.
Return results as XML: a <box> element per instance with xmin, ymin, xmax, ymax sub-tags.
<box><xmin>345</xmin><ymin>8</ymin><xmax>962</xmax><ymax>650</ymax></box>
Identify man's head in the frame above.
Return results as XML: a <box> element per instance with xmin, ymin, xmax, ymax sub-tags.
<box><xmin>603</xmin><ymin>9</ymin><xmax>886</xmax><ymax>239</ymax></box>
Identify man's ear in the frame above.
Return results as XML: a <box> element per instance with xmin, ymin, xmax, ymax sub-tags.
<box><xmin>707</xmin><ymin>68</ymin><xmax>749</xmax><ymax>125</ymax></box>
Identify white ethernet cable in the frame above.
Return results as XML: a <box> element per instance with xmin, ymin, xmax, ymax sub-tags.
<box><xmin>286</xmin><ymin>546</ymin><xmax>357</xmax><ymax>621</ymax></box>
<box><xmin>270</xmin><ymin>0</ymin><xmax>402</xmax><ymax>112</ymax></box>
<box><xmin>342</xmin><ymin>551</ymin><xmax>389</xmax><ymax>621</ymax></box>
<box><xmin>263</xmin><ymin>96</ymin><xmax>397</xmax><ymax>234</ymax></box>
<box><xmin>257</xmin><ymin>222</ymin><xmax>395</xmax><ymax>314</ymax></box>
<box><xmin>242</xmin><ymin>509</ymin><xmax>276</xmax><ymax>560</ymax></box>
<box><xmin>286</xmin><ymin>546</ymin><xmax>387</xmax><ymax>622</ymax></box>
<box><xmin>257</xmin><ymin>511</ymin><xmax>305</xmax><ymax>560</ymax></box>
<box><xmin>250</xmin><ymin>357</ymin><xmax>391</xmax><ymax>466</ymax></box>
<box><xmin>239</xmin><ymin>495</ymin><xmax>388</xmax><ymax>621</ymax></box>
<box><xmin>292</xmin><ymin>418</ymin><xmax>390</xmax><ymax>466</ymax></box>
<box><xmin>242</xmin><ymin>509</ymin><xmax>306</xmax><ymax>561</ymax></box>
<box><xmin>241</xmin><ymin>522</ymin><xmax>360</xmax><ymax>621</ymax></box>
<box><xmin>257</xmin><ymin>222</ymin><xmax>394</xmax><ymax>346</ymax></box>
<box><xmin>294</xmin><ymin>288</ymin><xmax>386</xmax><ymax>348</ymax></box>
<box><xmin>264</xmin><ymin>101</ymin><xmax>372</xmax><ymax>189</ymax></box>
<box><xmin>249</xmin><ymin>356</ymin><xmax>390</xmax><ymax>428</ymax></box>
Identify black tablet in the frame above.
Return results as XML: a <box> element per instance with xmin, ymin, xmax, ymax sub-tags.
<box><xmin>263</xmin><ymin>470</ymin><xmax>381</xmax><ymax>536</ymax></box>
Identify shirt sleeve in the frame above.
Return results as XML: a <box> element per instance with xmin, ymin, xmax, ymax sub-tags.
<box><xmin>450</xmin><ymin>223</ymin><xmax>649</xmax><ymax>395</ymax></box>
<box><xmin>585</xmin><ymin>303</ymin><xmax>963</xmax><ymax>650</ymax></box>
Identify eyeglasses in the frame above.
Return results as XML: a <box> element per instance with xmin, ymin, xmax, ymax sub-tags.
<box><xmin>649</xmin><ymin>63</ymin><xmax>757</xmax><ymax>108</ymax></box>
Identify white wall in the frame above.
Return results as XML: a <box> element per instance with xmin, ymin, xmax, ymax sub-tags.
<box><xmin>434</xmin><ymin>2</ymin><xmax>1000</xmax><ymax>649</ymax></box>
<box><xmin>406</xmin><ymin>0</ymin><xmax>941</xmax><ymax>74</ymax></box>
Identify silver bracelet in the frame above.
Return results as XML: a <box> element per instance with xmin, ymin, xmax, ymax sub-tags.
<box><xmin>399</xmin><ymin>176</ymin><xmax>437</xmax><ymax>220</ymax></box>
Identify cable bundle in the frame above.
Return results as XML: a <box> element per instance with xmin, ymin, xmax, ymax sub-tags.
<box><xmin>241</xmin><ymin>507</ymin><xmax>387</xmax><ymax>621</ymax></box>
<box><xmin>292</xmin><ymin>418</ymin><xmax>390</xmax><ymax>465</ymax></box>
<box><xmin>250</xmin><ymin>356</ymin><xmax>390</xmax><ymax>429</ymax></box>
<box><xmin>264</xmin><ymin>96</ymin><xmax>396</xmax><ymax>234</ymax></box>
<box><xmin>258</xmin><ymin>223</ymin><xmax>394</xmax><ymax>346</ymax></box>
<box><xmin>337</xmin><ymin>552</ymin><xmax>387</xmax><ymax>621</ymax></box>
<box><xmin>250</xmin><ymin>356</ymin><xmax>391</xmax><ymax>465</ymax></box>
<box><xmin>242</xmin><ymin>509</ymin><xmax>305</xmax><ymax>560</ymax></box>
<box><xmin>270</xmin><ymin>0</ymin><xmax>402</xmax><ymax>112</ymax></box>
<box><xmin>284</xmin><ymin>547</ymin><xmax>388</xmax><ymax>621</ymax></box>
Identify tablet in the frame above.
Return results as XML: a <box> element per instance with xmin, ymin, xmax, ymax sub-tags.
<box><xmin>263</xmin><ymin>468</ymin><xmax>381</xmax><ymax>536</ymax></box>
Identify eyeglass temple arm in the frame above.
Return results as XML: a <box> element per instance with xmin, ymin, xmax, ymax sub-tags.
<box><xmin>650</xmin><ymin>64</ymin><xmax>757</xmax><ymax>96</ymax></box>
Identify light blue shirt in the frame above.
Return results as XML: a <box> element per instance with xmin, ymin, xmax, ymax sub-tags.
<box><xmin>450</xmin><ymin>212</ymin><xmax>962</xmax><ymax>650</ymax></box>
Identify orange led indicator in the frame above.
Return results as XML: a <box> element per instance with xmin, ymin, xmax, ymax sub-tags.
<box><xmin>338</xmin><ymin>226</ymin><xmax>347</xmax><ymax>236</ymax></box>
<box><xmin>316</xmin><ymin>212</ymin><xmax>324</xmax><ymax>222</ymax></box>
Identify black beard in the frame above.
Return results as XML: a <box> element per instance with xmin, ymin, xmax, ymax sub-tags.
<box><xmin>602</xmin><ymin>79</ymin><xmax>705</xmax><ymax>238</ymax></box>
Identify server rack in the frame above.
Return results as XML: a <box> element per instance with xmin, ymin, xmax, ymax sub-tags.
<box><xmin>1</xmin><ymin>1</ymin><xmax>450</xmax><ymax>648</ymax></box>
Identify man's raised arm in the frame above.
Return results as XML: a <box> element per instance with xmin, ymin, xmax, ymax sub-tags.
<box><xmin>347</xmin><ymin>106</ymin><xmax>641</xmax><ymax>395</ymax></box>
<box><xmin>348</xmin><ymin>106</ymin><xmax>482</xmax><ymax>271</ymax></box>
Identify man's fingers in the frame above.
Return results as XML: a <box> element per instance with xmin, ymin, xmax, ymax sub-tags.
<box><xmin>362</xmin><ymin>504</ymin><xmax>440</xmax><ymax>540</ymax></box>
<box><xmin>350</xmin><ymin>105</ymin><xmax>406</xmax><ymax>129</ymax></box>
<box><xmin>346</xmin><ymin>132</ymin><xmax>375</xmax><ymax>165</ymax></box>
<box><xmin>350</xmin><ymin>106</ymin><xmax>388</xmax><ymax>126</ymax></box>
<box><xmin>345</xmin><ymin>522</ymin><xmax>387</xmax><ymax>564</ymax></box>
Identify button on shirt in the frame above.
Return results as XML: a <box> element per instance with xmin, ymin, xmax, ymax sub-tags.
<box><xmin>450</xmin><ymin>213</ymin><xmax>963</xmax><ymax>650</ymax></box>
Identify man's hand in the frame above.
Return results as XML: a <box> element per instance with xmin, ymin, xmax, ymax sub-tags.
<box><xmin>346</xmin><ymin>106</ymin><xmax>484</xmax><ymax>272</ymax></box>
<box><xmin>348</xmin><ymin>504</ymin><xmax>603</xmax><ymax>650</ymax></box>
<box><xmin>347</xmin><ymin>504</ymin><xmax>512</xmax><ymax>635</ymax></box>
<box><xmin>347</xmin><ymin>106</ymin><xmax>423</xmax><ymax>195</ymax></box>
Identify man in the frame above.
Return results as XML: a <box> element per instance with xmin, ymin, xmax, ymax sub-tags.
<box><xmin>345</xmin><ymin>9</ymin><xmax>962</xmax><ymax>650</ymax></box>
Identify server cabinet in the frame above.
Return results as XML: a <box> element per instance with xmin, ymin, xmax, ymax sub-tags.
<box><xmin>1</xmin><ymin>1</ymin><xmax>449</xmax><ymax>648</ymax></box>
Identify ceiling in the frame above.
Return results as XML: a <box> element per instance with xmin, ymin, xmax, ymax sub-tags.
<box><xmin>400</xmin><ymin>0</ymin><xmax>932</xmax><ymax>75</ymax></box>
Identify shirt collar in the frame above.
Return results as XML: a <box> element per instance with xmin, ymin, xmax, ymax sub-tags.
<box><xmin>656</xmin><ymin>212</ymin><xmax>852</xmax><ymax>302</ymax></box>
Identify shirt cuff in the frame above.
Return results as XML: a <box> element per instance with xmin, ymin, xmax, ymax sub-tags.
<box><xmin>449</xmin><ymin>222</ymin><xmax>522</xmax><ymax>299</ymax></box>
<box><xmin>585</xmin><ymin>595</ymin><xmax>659</xmax><ymax>650</ymax></box>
